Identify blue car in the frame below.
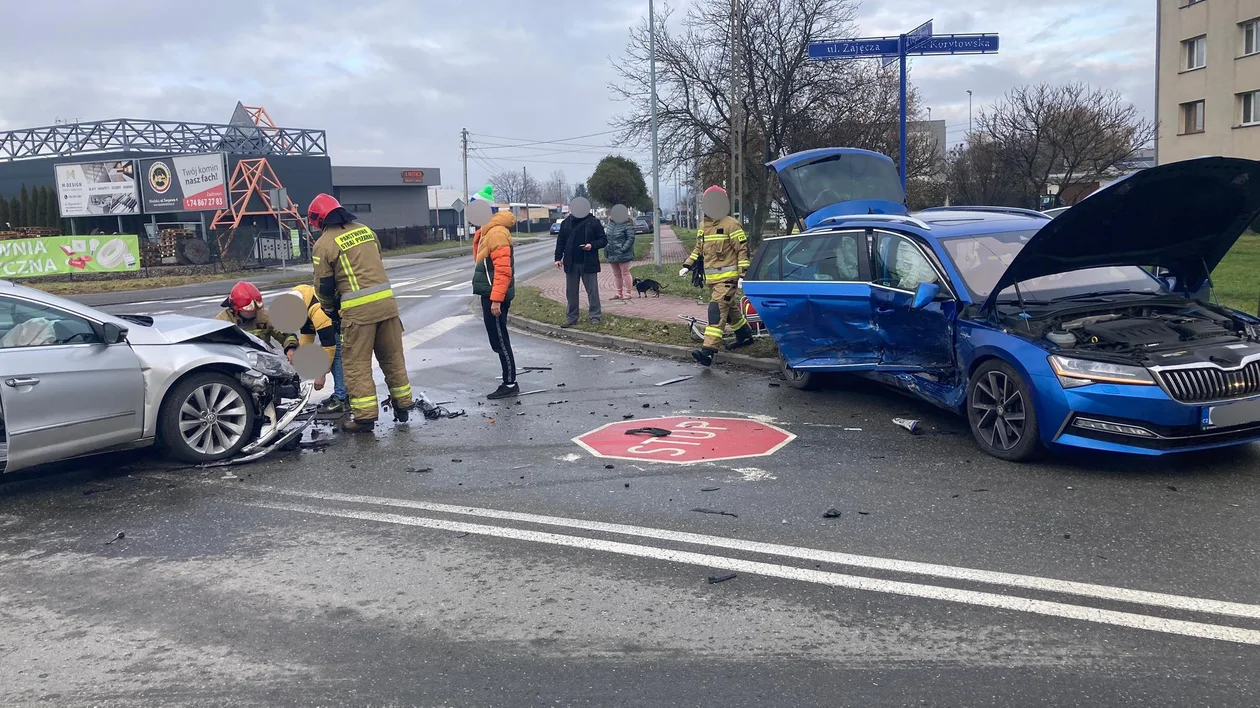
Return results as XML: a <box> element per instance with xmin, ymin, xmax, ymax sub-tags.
<box><xmin>742</xmin><ymin>149</ymin><xmax>1260</xmax><ymax>460</ymax></box>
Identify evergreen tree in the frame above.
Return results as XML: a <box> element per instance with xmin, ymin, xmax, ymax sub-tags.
<box><xmin>8</xmin><ymin>198</ymin><xmax>19</xmax><ymax>227</ymax></box>
<box><xmin>18</xmin><ymin>185</ymin><xmax>30</xmax><ymax>227</ymax></box>
<box><xmin>0</xmin><ymin>195</ymin><xmax>8</xmax><ymax>227</ymax></box>
<box><xmin>34</xmin><ymin>187</ymin><xmax>47</xmax><ymax>227</ymax></box>
<box><xmin>46</xmin><ymin>187</ymin><xmax>60</xmax><ymax>227</ymax></box>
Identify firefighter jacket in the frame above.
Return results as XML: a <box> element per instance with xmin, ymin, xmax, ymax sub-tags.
<box><xmin>215</xmin><ymin>307</ymin><xmax>298</xmax><ymax>352</ymax></box>
<box><xmin>472</xmin><ymin>211</ymin><xmax>516</xmax><ymax>303</ymax></box>
<box><xmin>312</xmin><ymin>221</ymin><xmax>399</xmax><ymax>326</ymax></box>
<box><xmin>288</xmin><ymin>283</ymin><xmax>338</xmax><ymax>362</ymax></box>
<box><xmin>683</xmin><ymin>216</ymin><xmax>751</xmax><ymax>286</ymax></box>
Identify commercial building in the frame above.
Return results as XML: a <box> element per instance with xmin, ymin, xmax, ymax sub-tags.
<box><xmin>1156</xmin><ymin>0</ymin><xmax>1260</xmax><ymax>164</ymax></box>
<box><xmin>331</xmin><ymin>166</ymin><xmax>440</xmax><ymax>231</ymax></box>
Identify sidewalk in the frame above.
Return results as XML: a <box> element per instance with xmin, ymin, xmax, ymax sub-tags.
<box><xmin>526</xmin><ymin>225</ymin><xmax>706</xmax><ymax>324</ymax></box>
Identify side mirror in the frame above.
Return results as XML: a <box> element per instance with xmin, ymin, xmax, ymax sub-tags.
<box><xmin>101</xmin><ymin>322</ymin><xmax>128</xmax><ymax>344</ymax></box>
<box><xmin>911</xmin><ymin>282</ymin><xmax>941</xmax><ymax>310</ymax></box>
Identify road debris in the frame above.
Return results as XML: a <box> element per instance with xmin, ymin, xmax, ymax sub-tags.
<box><xmin>844</xmin><ymin>428</ymin><xmax>863</xmax><ymax>432</ymax></box>
<box><xmin>518</xmin><ymin>389</ymin><xmax>549</xmax><ymax>397</ymax></box>
<box><xmin>708</xmin><ymin>572</ymin><xmax>738</xmax><ymax>584</ymax></box>
<box><xmin>655</xmin><ymin>375</ymin><xmax>694</xmax><ymax>387</ymax></box>
<box><xmin>452</xmin><ymin>459</ymin><xmax>463</xmax><ymax>463</ymax></box>
<box><xmin>1167</xmin><ymin>485</ymin><xmax>1179</xmax><ymax>492</ymax></box>
<box><xmin>82</xmin><ymin>487</ymin><xmax>113</xmax><ymax>496</ymax></box>
<box><xmin>642</xmin><ymin>403</ymin><xmax>651</xmax><ymax>408</ymax></box>
<box><xmin>892</xmin><ymin>418</ymin><xmax>921</xmax><ymax>434</ymax></box>
<box><xmin>623</xmin><ymin>414</ymin><xmax>636</xmax><ymax>420</ymax></box>
<box><xmin>580</xmin><ymin>354</ymin><xmax>602</xmax><ymax>358</ymax></box>
<box><xmin>520</xmin><ymin>366</ymin><xmax>553</xmax><ymax>372</ymax></box>
<box><xmin>691</xmin><ymin>508</ymin><xmax>738</xmax><ymax>518</ymax></box>
<box><xmin>105</xmin><ymin>531</ymin><xmax>125</xmax><ymax>545</ymax></box>
<box><xmin>407</xmin><ymin>467</ymin><xmax>434</xmax><ymax>474</ymax></box>
<box><xmin>857</xmin><ymin>511</ymin><xmax>870</xmax><ymax>516</ymax></box>
<box><xmin>604</xmin><ymin>464</ymin><xmax>615</xmax><ymax>469</ymax></box>
<box><xmin>557</xmin><ymin>383</ymin><xmax>567</xmax><ymax>387</ymax></box>
<box><xmin>823</xmin><ymin>507</ymin><xmax>842</xmax><ymax>519</ymax></box>
<box><xmin>626</xmin><ymin>427</ymin><xmax>672</xmax><ymax>437</ymax></box>
<box><xmin>769</xmin><ymin>383</ymin><xmax>781</xmax><ymax>388</ymax></box>
<box><xmin>700</xmin><ymin>487</ymin><xmax>721</xmax><ymax>492</ymax></box>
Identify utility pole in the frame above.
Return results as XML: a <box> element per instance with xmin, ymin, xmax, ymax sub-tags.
<box><xmin>523</xmin><ymin>166</ymin><xmax>530</xmax><ymax>233</ymax></box>
<box><xmin>461</xmin><ymin>127</ymin><xmax>469</xmax><ymax>242</ymax></box>
<box><xmin>650</xmin><ymin>0</ymin><xmax>662</xmax><ymax>267</ymax></box>
<box><xmin>729</xmin><ymin>0</ymin><xmax>744</xmax><ymax>223</ymax></box>
<box><xmin>967</xmin><ymin>90</ymin><xmax>973</xmax><ymax>136</ymax></box>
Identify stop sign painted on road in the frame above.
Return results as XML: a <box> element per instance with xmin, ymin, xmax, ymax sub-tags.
<box><xmin>573</xmin><ymin>416</ymin><xmax>796</xmax><ymax>465</ymax></box>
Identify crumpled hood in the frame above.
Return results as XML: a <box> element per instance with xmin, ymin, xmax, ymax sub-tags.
<box><xmin>120</xmin><ymin>314</ymin><xmax>269</xmax><ymax>350</ymax></box>
<box><xmin>983</xmin><ymin>156</ymin><xmax>1260</xmax><ymax>311</ymax></box>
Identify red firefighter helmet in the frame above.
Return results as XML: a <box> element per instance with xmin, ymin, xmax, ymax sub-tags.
<box><xmin>228</xmin><ymin>281</ymin><xmax>263</xmax><ymax>314</ymax></box>
<box><xmin>306</xmin><ymin>193</ymin><xmax>342</xmax><ymax>231</ymax></box>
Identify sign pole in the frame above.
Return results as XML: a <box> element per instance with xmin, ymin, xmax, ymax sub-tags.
<box><xmin>898</xmin><ymin>35</ymin><xmax>908</xmax><ymax>192</ymax></box>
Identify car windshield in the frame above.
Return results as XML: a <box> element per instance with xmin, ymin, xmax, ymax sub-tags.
<box><xmin>941</xmin><ymin>230</ymin><xmax>1165</xmax><ymax>302</ymax></box>
<box><xmin>779</xmin><ymin>153</ymin><xmax>903</xmax><ymax>216</ymax></box>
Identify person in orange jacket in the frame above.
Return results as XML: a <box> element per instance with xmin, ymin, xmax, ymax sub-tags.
<box><xmin>473</xmin><ymin>208</ymin><xmax>518</xmax><ymax>400</ymax></box>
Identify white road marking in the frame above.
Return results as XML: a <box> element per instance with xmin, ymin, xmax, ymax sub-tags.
<box><xmin>244</xmin><ymin>499</ymin><xmax>1260</xmax><ymax>647</ymax></box>
<box><xmin>441</xmin><ymin>281</ymin><xmax>472</xmax><ymax>292</ymax></box>
<box><xmin>396</xmin><ymin>295</ymin><xmax>431</xmax><ymax>300</ymax></box>
<box><xmin>145</xmin><ymin>473</ymin><xmax>1260</xmax><ymax>622</ymax></box>
<box><xmin>399</xmin><ymin>315</ymin><xmax>472</xmax><ymax>350</ymax></box>
<box><xmin>731</xmin><ymin>467</ymin><xmax>777</xmax><ymax>482</ymax></box>
<box><xmin>441</xmin><ymin>294</ymin><xmax>473</xmax><ymax>299</ymax></box>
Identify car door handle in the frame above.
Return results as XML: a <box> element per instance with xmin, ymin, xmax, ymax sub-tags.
<box><xmin>760</xmin><ymin>300</ymin><xmax>788</xmax><ymax>308</ymax></box>
<box><xmin>5</xmin><ymin>377</ymin><xmax>40</xmax><ymax>388</ymax></box>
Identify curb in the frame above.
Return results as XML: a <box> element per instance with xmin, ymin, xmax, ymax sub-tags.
<box><xmin>507</xmin><ymin>314</ymin><xmax>780</xmax><ymax>372</ymax></box>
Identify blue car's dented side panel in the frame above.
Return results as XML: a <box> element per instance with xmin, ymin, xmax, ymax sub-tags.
<box><xmin>743</xmin><ymin>281</ymin><xmax>880</xmax><ymax>369</ymax></box>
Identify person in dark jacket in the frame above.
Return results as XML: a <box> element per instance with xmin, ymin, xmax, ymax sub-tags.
<box><xmin>553</xmin><ymin>197</ymin><xmax>608</xmax><ymax>327</ymax></box>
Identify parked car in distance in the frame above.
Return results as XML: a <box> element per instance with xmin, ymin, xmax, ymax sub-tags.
<box><xmin>550</xmin><ymin>219</ymin><xmax>563</xmax><ymax>235</ymax></box>
<box><xmin>0</xmin><ymin>280</ymin><xmax>310</xmax><ymax>473</ymax></box>
<box><xmin>743</xmin><ymin>150</ymin><xmax>1260</xmax><ymax>461</ymax></box>
<box><xmin>635</xmin><ymin>218</ymin><xmax>654</xmax><ymax>235</ymax></box>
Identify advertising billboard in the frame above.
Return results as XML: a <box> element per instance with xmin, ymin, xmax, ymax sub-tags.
<box><xmin>0</xmin><ymin>235</ymin><xmax>140</xmax><ymax>278</ymax></box>
<box><xmin>54</xmin><ymin>161</ymin><xmax>141</xmax><ymax>217</ymax></box>
<box><xmin>139</xmin><ymin>153</ymin><xmax>229</xmax><ymax>213</ymax></box>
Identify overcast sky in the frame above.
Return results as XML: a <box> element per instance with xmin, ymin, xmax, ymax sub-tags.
<box><xmin>0</xmin><ymin>0</ymin><xmax>1152</xmax><ymax>198</ymax></box>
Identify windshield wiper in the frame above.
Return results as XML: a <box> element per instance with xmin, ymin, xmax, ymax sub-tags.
<box><xmin>1052</xmin><ymin>290</ymin><xmax>1156</xmax><ymax>302</ymax></box>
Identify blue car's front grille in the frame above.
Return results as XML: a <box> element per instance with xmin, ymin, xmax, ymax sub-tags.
<box><xmin>1157</xmin><ymin>363</ymin><xmax>1260</xmax><ymax>404</ymax></box>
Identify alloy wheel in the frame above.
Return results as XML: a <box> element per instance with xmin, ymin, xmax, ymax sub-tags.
<box><xmin>971</xmin><ymin>370</ymin><xmax>1027</xmax><ymax>452</ymax></box>
<box><xmin>178</xmin><ymin>382</ymin><xmax>249</xmax><ymax>456</ymax></box>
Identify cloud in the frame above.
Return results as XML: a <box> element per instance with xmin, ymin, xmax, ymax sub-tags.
<box><xmin>0</xmin><ymin>0</ymin><xmax>1151</xmax><ymax>188</ymax></box>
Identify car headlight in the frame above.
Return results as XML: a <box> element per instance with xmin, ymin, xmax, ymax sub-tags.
<box><xmin>246</xmin><ymin>350</ymin><xmax>295</xmax><ymax>379</ymax></box>
<box><xmin>1049</xmin><ymin>355</ymin><xmax>1156</xmax><ymax>388</ymax></box>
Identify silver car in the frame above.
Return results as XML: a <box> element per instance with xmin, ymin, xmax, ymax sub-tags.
<box><xmin>0</xmin><ymin>279</ymin><xmax>311</xmax><ymax>474</ymax></box>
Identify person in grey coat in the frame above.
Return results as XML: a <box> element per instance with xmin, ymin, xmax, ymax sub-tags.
<box><xmin>604</xmin><ymin>205</ymin><xmax>637</xmax><ymax>300</ymax></box>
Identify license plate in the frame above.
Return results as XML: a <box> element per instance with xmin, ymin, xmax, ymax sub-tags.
<box><xmin>1202</xmin><ymin>396</ymin><xmax>1260</xmax><ymax>429</ymax></box>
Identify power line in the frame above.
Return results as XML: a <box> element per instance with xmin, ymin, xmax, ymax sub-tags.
<box><xmin>470</xmin><ymin>128</ymin><xmax>621</xmax><ymax>149</ymax></box>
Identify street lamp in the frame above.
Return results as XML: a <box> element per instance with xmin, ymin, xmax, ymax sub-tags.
<box><xmin>649</xmin><ymin>0</ymin><xmax>662</xmax><ymax>267</ymax></box>
<box><xmin>967</xmin><ymin>90</ymin><xmax>973</xmax><ymax>135</ymax></box>
<box><xmin>927</xmin><ymin>106</ymin><xmax>932</xmax><ymax>121</ymax></box>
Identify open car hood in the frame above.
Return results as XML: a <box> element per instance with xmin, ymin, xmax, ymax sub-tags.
<box><xmin>982</xmin><ymin>156</ymin><xmax>1260</xmax><ymax>311</ymax></box>
<box><xmin>768</xmin><ymin>148</ymin><xmax>907</xmax><ymax>230</ymax></box>
<box><xmin>120</xmin><ymin>313</ymin><xmax>270</xmax><ymax>350</ymax></box>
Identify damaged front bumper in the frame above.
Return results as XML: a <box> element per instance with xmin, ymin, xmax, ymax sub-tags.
<box><xmin>200</xmin><ymin>378</ymin><xmax>316</xmax><ymax>468</ymax></box>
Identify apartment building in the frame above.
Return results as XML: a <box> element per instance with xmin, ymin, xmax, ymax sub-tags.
<box><xmin>1156</xmin><ymin>0</ymin><xmax>1260</xmax><ymax>164</ymax></box>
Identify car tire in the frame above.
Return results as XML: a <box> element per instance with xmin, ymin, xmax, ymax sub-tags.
<box><xmin>780</xmin><ymin>355</ymin><xmax>818</xmax><ymax>390</ymax></box>
<box><xmin>966</xmin><ymin>360</ymin><xmax>1040</xmax><ymax>462</ymax></box>
<box><xmin>158</xmin><ymin>372</ymin><xmax>257</xmax><ymax>463</ymax></box>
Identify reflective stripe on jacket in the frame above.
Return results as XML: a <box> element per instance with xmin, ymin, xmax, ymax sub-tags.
<box><xmin>312</xmin><ymin>221</ymin><xmax>398</xmax><ymax>325</ymax></box>
<box><xmin>683</xmin><ymin>216</ymin><xmax>750</xmax><ymax>285</ymax></box>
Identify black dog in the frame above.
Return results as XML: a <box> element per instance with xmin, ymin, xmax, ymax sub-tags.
<box><xmin>633</xmin><ymin>278</ymin><xmax>667</xmax><ymax>297</ymax></box>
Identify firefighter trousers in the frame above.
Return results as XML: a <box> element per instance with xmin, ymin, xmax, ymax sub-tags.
<box><xmin>702</xmin><ymin>281</ymin><xmax>748</xmax><ymax>350</ymax></box>
<box><xmin>341</xmin><ymin>315</ymin><xmax>414</xmax><ymax>421</ymax></box>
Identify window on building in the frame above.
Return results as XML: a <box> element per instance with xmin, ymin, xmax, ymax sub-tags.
<box><xmin>1244</xmin><ymin>18</ymin><xmax>1259</xmax><ymax>56</ymax></box>
<box><xmin>1183</xmin><ymin>36</ymin><xmax>1207</xmax><ymax>70</ymax></box>
<box><xmin>1182</xmin><ymin>0</ymin><xmax>1205</xmax><ymax>6</ymax></box>
<box><xmin>1242</xmin><ymin>91</ymin><xmax>1260</xmax><ymax>126</ymax></box>
<box><xmin>343</xmin><ymin>203</ymin><xmax>372</xmax><ymax>213</ymax></box>
<box><xmin>1182</xmin><ymin>100</ymin><xmax>1206</xmax><ymax>134</ymax></box>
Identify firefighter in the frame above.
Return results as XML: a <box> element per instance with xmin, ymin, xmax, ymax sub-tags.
<box><xmin>284</xmin><ymin>283</ymin><xmax>344</xmax><ymax>402</ymax></box>
<box><xmin>308</xmin><ymin>194</ymin><xmax>415</xmax><ymax>433</ymax></box>
<box><xmin>680</xmin><ymin>186</ymin><xmax>754</xmax><ymax>367</ymax></box>
<box><xmin>218</xmin><ymin>281</ymin><xmax>298</xmax><ymax>355</ymax></box>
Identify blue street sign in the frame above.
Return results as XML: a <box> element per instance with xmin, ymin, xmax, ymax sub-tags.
<box><xmin>907</xmin><ymin>34</ymin><xmax>999</xmax><ymax>55</ymax></box>
<box><xmin>808</xmin><ymin>36</ymin><xmax>900</xmax><ymax>60</ymax></box>
<box><xmin>808</xmin><ymin>22</ymin><xmax>998</xmax><ymax>192</ymax></box>
<box><xmin>906</xmin><ymin>19</ymin><xmax>933</xmax><ymax>51</ymax></box>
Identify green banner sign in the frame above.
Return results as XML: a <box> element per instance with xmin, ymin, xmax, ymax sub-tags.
<box><xmin>290</xmin><ymin>229</ymin><xmax>301</xmax><ymax>258</ymax></box>
<box><xmin>0</xmin><ymin>235</ymin><xmax>140</xmax><ymax>278</ymax></box>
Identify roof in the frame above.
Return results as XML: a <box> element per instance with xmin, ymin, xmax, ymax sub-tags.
<box><xmin>430</xmin><ymin>189</ymin><xmax>467</xmax><ymax>210</ymax></box>
<box><xmin>331</xmin><ymin>166</ymin><xmax>441</xmax><ymax>187</ymax></box>
<box><xmin>799</xmin><ymin>208</ymin><xmax>1049</xmax><ymax>241</ymax></box>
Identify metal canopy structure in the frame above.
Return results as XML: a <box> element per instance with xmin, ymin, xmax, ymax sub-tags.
<box><xmin>0</xmin><ymin>118</ymin><xmax>327</xmax><ymax>162</ymax></box>
<box><xmin>210</xmin><ymin>157</ymin><xmax>313</xmax><ymax>258</ymax></box>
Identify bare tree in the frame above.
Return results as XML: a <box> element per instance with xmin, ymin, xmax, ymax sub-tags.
<box><xmin>946</xmin><ymin>140</ymin><xmax>1028</xmax><ymax>207</ymax></box>
<box><xmin>612</xmin><ymin>0</ymin><xmax>916</xmax><ymax>243</ymax></box>
<box><xmin>541</xmin><ymin>170</ymin><xmax>570</xmax><ymax>203</ymax></box>
<box><xmin>976</xmin><ymin>83</ymin><xmax>1154</xmax><ymax>207</ymax></box>
<box><xmin>489</xmin><ymin>170</ymin><xmax>543</xmax><ymax>204</ymax></box>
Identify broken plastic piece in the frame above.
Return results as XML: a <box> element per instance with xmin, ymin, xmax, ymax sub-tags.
<box><xmin>407</xmin><ymin>467</ymin><xmax>434</xmax><ymax>474</ymax></box>
<box><xmin>626</xmin><ymin>427</ymin><xmax>672</xmax><ymax>437</ymax></box>
<box><xmin>655</xmin><ymin>375</ymin><xmax>693</xmax><ymax>387</ymax></box>
<box><xmin>708</xmin><ymin>572</ymin><xmax>737</xmax><ymax>584</ymax></box>
<box><xmin>105</xmin><ymin>531</ymin><xmax>125</xmax><ymax>545</ymax></box>
<box><xmin>691</xmin><ymin>508</ymin><xmax>738</xmax><ymax>518</ymax></box>
<box><xmin>823</xmin><ymin>507</ymin><xmax>842</xmax><ymax>519</ymax></box>
<box><xmin>892</xmin><ymin>418</ymin><xmax>921</xmax><ymax>434</ymax></box>
<box><xmin>701</xmin><ymin>486</ymin><xmax>721</xmax><ymax>492</ymax></box>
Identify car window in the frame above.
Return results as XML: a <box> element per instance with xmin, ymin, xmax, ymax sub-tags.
<box><xmin>751</xmin><ymin>241</ymin><xmax>783</xmax><ymax>280</ymax></box>
<box><xmin>778</xmin><ymin>232</ymin><xmax>864</xmax><ymax>282</ymax></box>
<box><xmin>0</xmin><ymin>296</ymin><xmax>101</xmax><ymax>348</ymax></box>
<box><xmin>872</xmin><ymin>233</ymin><xmax>940</xmax><ymax>291</ymax></box>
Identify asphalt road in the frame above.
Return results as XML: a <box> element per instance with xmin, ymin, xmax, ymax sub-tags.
<box><xmin>2</xmin><ymin>240</ymin><xmax>1260</xmax><ymax>706</ymax></box>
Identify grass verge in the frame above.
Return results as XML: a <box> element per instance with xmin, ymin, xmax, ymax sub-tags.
<box><xmin>510</xmin><ymin>285</ymin><xmax>776</xmax><ymax>358</ymax></box>
<box><xmin>28</xmin><ymin>271</ymin><xmax>312</xmax><ymax>296</ymax></box>
<box><xmin>1212</xmin><ymin>231</ymin><xmax>1260</xmax><ymax>314</ymax></box>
